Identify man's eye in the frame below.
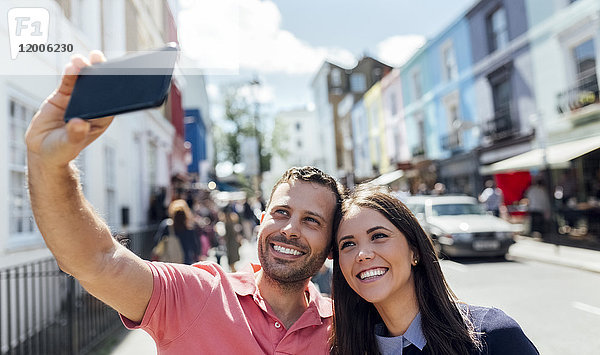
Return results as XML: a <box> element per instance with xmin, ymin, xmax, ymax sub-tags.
<box><xmin>275</xmin><ymin>209</ymin><xmax>288</xmax><ymax>216</ymax></box>
<box><xmin>340</xmin><ymin>241</ymin><xmax>354</xmax><ymax>250</ymax></box>
<box><xmin>305</xmin><ymin>216</ymin><xmax>319</xmax><ymax>224</ymax></box>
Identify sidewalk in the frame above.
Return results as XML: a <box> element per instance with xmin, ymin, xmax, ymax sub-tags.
<box><xmin>108</xmin><ymin>329</ymin><xmax>156</xmax><ymax>355</ymax></box>
<box><xmin>508</xmin><ymin>236</ymin><xmax>600</xmax><ymax>274</ymax></box>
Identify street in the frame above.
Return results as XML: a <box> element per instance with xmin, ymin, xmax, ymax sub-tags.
<box><xmin>441</xmin><ymin>257</ymin><xmax>600</xmax><ymax>355</ymax></box>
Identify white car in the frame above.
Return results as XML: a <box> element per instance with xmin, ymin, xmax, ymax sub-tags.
<box><xmin>403</xmin><ymin>195</ymin><xmax>519</xmax><ymax>257</ymax></box>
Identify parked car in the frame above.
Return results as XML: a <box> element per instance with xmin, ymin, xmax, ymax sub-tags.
<box><xmin>403</xmin><ymin>195</ymin><xmax>519</xmax><ymax>257</ymax></box>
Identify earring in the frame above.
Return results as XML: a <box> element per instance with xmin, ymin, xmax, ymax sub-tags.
<box><xmin>412</xmin><ymin>258</ymin><xmax>418</xmax><ymax>266</ymax></box>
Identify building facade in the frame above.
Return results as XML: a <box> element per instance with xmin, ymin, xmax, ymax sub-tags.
<box><xmin>1</xmin><ymin>0</ymin><xmax>180</xmax><ymax>265</ymax></box>
<box><xmin>467</xmin><ymin>0</ymin><xmax>538</xmax><ymax>193</ymax></box>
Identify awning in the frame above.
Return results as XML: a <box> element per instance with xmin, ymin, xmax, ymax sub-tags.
<box><xmin>480</xmin><ymin>135</ymin><xmax>600</xmax><ymax>174</ymax></box>
<box><xmin>368</xmin><ymin>169</ymin><xmax>404</xmax><ymax>185</ymax></box>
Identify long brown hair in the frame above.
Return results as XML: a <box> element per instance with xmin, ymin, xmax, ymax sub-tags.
<box><xmin>330</xmin><ymin>184</ymin><xmax>481</xmax><ymax>355</ymax></box>
<box><xmin>168</xmin><ymin>199</ymin><xmax>194</xmax><ymax>232</ymax></box>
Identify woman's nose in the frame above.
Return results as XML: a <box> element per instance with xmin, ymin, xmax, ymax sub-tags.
<box><xmin>356</xmin><ymin>247</ymin><xmax>374</xmax><ymax>262</ymax></box>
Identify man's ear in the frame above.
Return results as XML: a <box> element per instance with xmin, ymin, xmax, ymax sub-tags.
<box><xmin>260</xmin><ymin>211</ymin><xmax>265</xmax><ymax>224</ymax></box>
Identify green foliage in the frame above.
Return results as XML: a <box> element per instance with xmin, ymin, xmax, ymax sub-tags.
<box><xmin>271</xmin><ymin>117</ymin><xmax>290</xmax><ymax>160</ymax></box>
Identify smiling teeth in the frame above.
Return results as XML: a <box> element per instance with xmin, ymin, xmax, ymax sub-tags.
<box><xmin>359</xmin><ymin>269</ymin><xmax>387</xmax><ymax>280</ymax></box>
<box><xmin>273</xmin><ymin>245</ymin><xmax>303</xmax><ymax>256</ymax></box>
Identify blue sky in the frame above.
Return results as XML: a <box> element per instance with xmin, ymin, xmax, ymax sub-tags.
<box><xmin>177</xmin><ymin>0</ymin><xmax>476</xmax><ymax>115</ymax></box>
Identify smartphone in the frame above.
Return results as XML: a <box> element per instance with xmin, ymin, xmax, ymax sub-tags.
<box><xmin>64</xmin><ymin>43</ymin><xmax>179</xmax><ymax>121</ymax></box>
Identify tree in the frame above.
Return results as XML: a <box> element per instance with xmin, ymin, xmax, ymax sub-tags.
<box><xmin>220</xmin><ymin>87</ymin><xmax>254</xmax><ymax>164</ymax></box>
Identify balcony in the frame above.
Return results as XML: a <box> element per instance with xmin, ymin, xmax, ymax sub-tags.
<box><xmin>411</xmin><ymin>145</ymin><xmax>425</xmax><ymax>157</ymax></box>
<box><xmin>556</xmin><ymin>71</ymin><xmax>599</xmax><ymax>122</ymax></box>
<box><xmin>441</xmin><ymin>130</ymin><xmax>462</xmax><ymax>152</ymax></box>
<box><xmin>482</xmin><ymin>106</ymin><xmax>518</xmax><ymax>142</ymax></box>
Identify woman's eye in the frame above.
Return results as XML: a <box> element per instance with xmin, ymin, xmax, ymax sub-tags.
<box><xmin>372</xmin><ymin>233</ymin><xmax>387</xmax><ymax>240</ymax></box>
<box><xmin>340</xmin><ymin>241</ymin><xmax>355</xmax><ymax>250</ymax></box>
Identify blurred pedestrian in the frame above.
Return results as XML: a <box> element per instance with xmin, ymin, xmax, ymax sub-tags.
<box><xmin>241</xmin><ymin>198</ymin><xmax>258</xmax><ymax>241</ymax></box>
<box><xmin>222</xmin><ymin>204</ymin><xmax>242</xmax><ymax>272</ymax></box>
<box><xmin>525</xmin><ymin>178</ymin><xmax>551</xmax><ymax>239</ymax></box>
<box><xmin>479</xmin><ymin>179</ymin><xmax>503</xmax><ymax>217</ymax></box>
<box><xmin>154</xmin><ymin>199</ymin><xmax>201</xmax><ymax>265</ymax></box>
<box><xmin>431</xmin><ymin>182</ymin><xmax>446</xmax><ymax>195</ymax></box>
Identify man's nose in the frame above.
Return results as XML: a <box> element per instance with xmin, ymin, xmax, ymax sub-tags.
<box><xmin>281</xmin><ymin>218</ymin><xmax>299</xmax><ymax>238</ymax></box>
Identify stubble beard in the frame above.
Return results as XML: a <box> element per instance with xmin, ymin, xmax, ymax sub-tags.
<box><xmin>258</xmin><ymin>236</ymin><xmax>329</xmax><ymax>290</ymax></box>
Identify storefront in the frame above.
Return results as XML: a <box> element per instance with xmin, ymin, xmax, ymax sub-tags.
<box><xmin>436</xmin><ymin>151</ymin><xmax>480</xmax><ymax>196</ymax></box>
<box><xmin>480</xmin><ymin>135</ymin><xmax>600</xmax><ymax>237</ymax></box>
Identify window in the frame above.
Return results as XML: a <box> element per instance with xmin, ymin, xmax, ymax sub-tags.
<box><xmin>446</xmin><ymin>103</ymin><xmax>461</xmax><ymax>148</ymax></box>
<box><xmin>372</xmin><ymin>68</ymin><xmax>383</xmax><ymax>83</ymax></box>
<box><xmin>412</xmin><ymin>69</ymin><xmax>422</xmax><ymax>99</ymax></box>
<box><xmin>573</xmin><ymin>39</ymin><xmax>596</xmax><ymax>79</ymax></box>
<box><xmin>417</xmin><ymin>119</ymin><xmax>426</xmax><ymax>155</ymax></box>
<box><xmin>572</xmin><ymin>38</ymin><xmax>598</xmax><ymax>99</ymax></box>
<box><xmin>331</xmin><ymin>68</ymin><xmax>342</xmax><ymax>87</ymax></box>
<box><xmin>491</xmin><ymin>76</ymin><xmax>512</xmax><ymax>133</ymax></box>
<box><xmin>296</xmin><ymin>122</ymin><xmax>301</xmax><ymax>131</ymax></box>
<box><xmin>442</xmin><ymin>43</ymin><xmax>458</xmax><ymax>81</ymax></box>
<box><xmin>492</xmin><ymin>79</ymin><xmax>511</xmax><ymax>114</ymax></box>
<box><xmin>105</xmin><ymin>146</ymin><xmax>117</xmax><ymax>229</ymax></box>
<box><xmin>487</xmin><ymin>7</ymin><xmax>509</xmax><ymax>53</ymax></box>
<box><xmin>350</xmin><ymin>73</ymin><xmax>366</xmax><ymax>92</ymax></box>
<box><xmin>9</xmin><ymin>98</ymin><xmax>37</xmax><ymax>236</ymax></box>
<box><xmin>389</xmin><ymin>93</ymin><xmax>397</xmax><ymax>116</ymax></box>
<box><xmin>148</xmin><ymin>141</ymin><xmax>157</xmax><ymax>189</ymax></box>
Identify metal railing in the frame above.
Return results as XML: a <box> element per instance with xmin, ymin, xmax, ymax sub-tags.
<box><xmin>0</xmin><ymin>259</ymin><xmax>120</xmax><ymax>355</ymax></box>
<box><xmin>120</xmin><ymin>226</ymin><xmax>158</xmax><ymax>261</ymax></box>
<box><xmin>0</xmin><ymin>227</ymin><xmax>157</xmax><ymax>355</ymax></box>
<box><xmin>441</xmin><ymin>130</ymin><xmax>462</xmax><ymax>152</ymax></box>
<box><xmin>556</xmin><ymin>70</ymin><xmax>599</xmax><ymax>114</ymax></box>
<box><xmin>482</xmin><ymin>105</ymin><xmax>519</xmax><ymax>142</ymax></box>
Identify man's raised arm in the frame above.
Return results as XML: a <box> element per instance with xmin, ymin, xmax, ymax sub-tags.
<box><xmin>25</xmin><ymin>52</ymin><xmax>152</xmax><ymax>323</ymax></box>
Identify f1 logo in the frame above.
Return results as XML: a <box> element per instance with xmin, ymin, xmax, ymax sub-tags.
<box><xmin>8</xmin><ymin>8</ymin><xmax>49</xmax><ymax>59</ymax></box>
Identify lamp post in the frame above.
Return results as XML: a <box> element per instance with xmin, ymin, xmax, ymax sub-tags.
<box><xmin>530</xmin><ymin>111</ymin><xmax>555</xmax><ymax>241</ymax></box>
<box><xmin>249</xmin><ymin>77</ymin><xmax>263</xmax><ymax>195</ymax></box>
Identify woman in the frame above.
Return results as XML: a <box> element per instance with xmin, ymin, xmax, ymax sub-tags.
<box><xmin>154</xmin><ymin>199</ymin><xmax>201</xmax><ymax>265</ymax></box>
<box><xmin>330</xmin><ymin>184</ymin><xmax>538</xmax><ymax>355</ymax></box>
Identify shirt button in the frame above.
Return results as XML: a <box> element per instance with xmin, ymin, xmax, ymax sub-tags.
<box><xmin>274</xmin><ymin>321</ymin><xmax>281</xmax><ymax>329</ymax></box>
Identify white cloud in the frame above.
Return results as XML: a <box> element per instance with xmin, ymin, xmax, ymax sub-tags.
<box><xmin>178</xmin><ymin>0</ymin><xmax>355</xmax><ymax>74</ymax></box>
<box><xmin>237</xmin><ymin>84</ymin><xmax>274</xmax><ymax>104</ymax></box>
<box><xmin>375</xmin><ymin>35</ymin><xmax>426</xmax><ymax>67</ymax></box>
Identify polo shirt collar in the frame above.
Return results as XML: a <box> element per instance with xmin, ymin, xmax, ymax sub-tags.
<box><xmin>229</xmin><ymin>263</ymin><xmax>333</xmax><ymax>318</ymax></box>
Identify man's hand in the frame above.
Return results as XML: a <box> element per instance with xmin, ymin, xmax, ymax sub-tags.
<box><xmin>25</xmin><ymin>51</ymin><xmax>114</xmax><ymax>166</ymax></box>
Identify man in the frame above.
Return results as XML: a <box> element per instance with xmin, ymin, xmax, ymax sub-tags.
<box><xmin>525</xmin><ymin>177</ymin><xmax>551</xmax><ymax>239</ymax></box>
<box><xmin>26</xmin><ymin>52</ymin><xmax>345</xmax><ymax>354</ymax></box>
<box><xmin>479</xmin><ymin>179</ymin><xmax>503</xmax><ymax>217</ymax></box>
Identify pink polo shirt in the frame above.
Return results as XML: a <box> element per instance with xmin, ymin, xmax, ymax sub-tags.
<box><xmin>121</xmin><ymin>261</ymin><xmax>333</xmax><ymax>354</ymax></box>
